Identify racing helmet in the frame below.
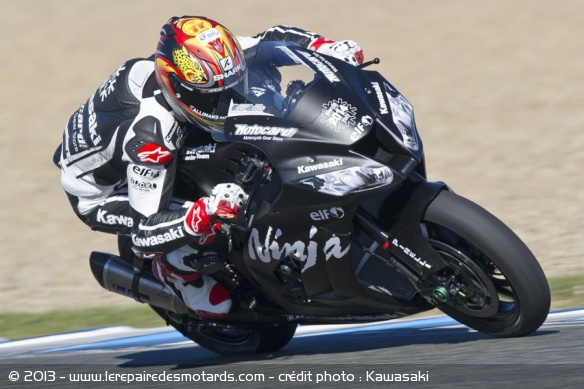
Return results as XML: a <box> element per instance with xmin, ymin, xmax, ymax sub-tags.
<box><xmin>154</xmin><ymin>16</ymin><xmax>246</xmax><ymax>131</ymax></box>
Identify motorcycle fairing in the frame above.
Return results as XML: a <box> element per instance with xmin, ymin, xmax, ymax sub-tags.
<box><xmin>174</xmin><ymin>42</ymin><xmax>448</xmax><ymax>317</ymax></box>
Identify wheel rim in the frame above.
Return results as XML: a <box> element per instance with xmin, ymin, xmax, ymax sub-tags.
<box><xmin>425</xmin><ymin>223</ymin><xmax>520</xmax><ymax>323</ymax></box>
<box><xmin>430</xmin><ymin>240</ymin><xmax>500</xmax><ymax>317</ymax></box>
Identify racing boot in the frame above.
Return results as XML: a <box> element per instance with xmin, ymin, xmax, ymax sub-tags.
<box><xmin>152</xmin><ymin>247</ymin><xmax>232</xmax><ymax>318</ymax></box>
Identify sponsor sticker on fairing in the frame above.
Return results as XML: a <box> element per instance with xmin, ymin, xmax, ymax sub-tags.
<box><xmin>351</xmin><ymin>115</ymin><xmax>374</xmax><ymax>141</ymax></box>
<box><xmin>371</xmin><ymin>82</ymin><xmax>389</xmax><ymax>115</ymax></box>
<box><xmin>248</xmin><ymin>225</ymin><xmax>350</xmax><ymax>271</ymax></box>
<box><xmin>321</xmin><ymin>99</ymin><xmax>357</xmax><ymax>132</ymax></box>
<box><xmin>384</xmin><ymin>82</ymin><xmax>420</xmax><ymax>151</ymax></box>
<box><xmin>297</xmin><ymin>158</ymin><xmax>343</xmax><ymax>174</ymax></box>
<box><xmin>310</xmin><ymin>207</ymin><xmax>345</xmax><ymax>221</ymax></box>
<box><xmin>233</xmin><ymin>124</ymin><xmax>298</xmax><ymax>141</ymax></box>
<box><xmin>299</xmin><ymin>165</ymin><xmax>394</xmax><ymax>196</ymax></box>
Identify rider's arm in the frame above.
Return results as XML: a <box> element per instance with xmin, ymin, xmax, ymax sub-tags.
<box><xmin>238</xmin><ymin>25</ymin><xmax>364</xmax><ymax>66</ymax></box>
<box><xmin>237</xmin><ymin>25</ymin><xmax>322</xmax><ymax>50</ymax></box>
<box><xmin>123</xmin><ymin>113</ymin><xmax>247</xmax><ymax>254</ymax></box>
<box><xmin>123</xmin><ymin>112</ymin><xmax>196</xmax><ymax>254</ymax></box>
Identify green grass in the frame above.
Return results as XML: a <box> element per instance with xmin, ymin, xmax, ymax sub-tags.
<box><xmin>1</xmin><ymin>274</ymin><xmax>583</xmax><ymax>341</ymax></box>
<box><xmin>0</xmin><ymin>305</ymin><xmax>163</xmax><ymax>341</ymax></box>
<box><xmin>547</xmin><ymin>274</ymin><xmax>584</xmax><ymax>309</ymax></box>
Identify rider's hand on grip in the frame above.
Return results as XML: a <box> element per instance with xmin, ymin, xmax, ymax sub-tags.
<box><xmin>309</xmin><ymin>38</ymin><xmax>364</xmax><ymax>66</ymax></box>
<box><xmin>184</xmin><ymin>183</ymin><xmax>248</xmax><ymax>238</ymax></box>
<box><xmin>205</xmin><ymin>183</ymin><xmax>248</xmax><ymax>220</ymax></box>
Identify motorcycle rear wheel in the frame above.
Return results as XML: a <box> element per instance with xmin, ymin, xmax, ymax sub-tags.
<box><xmin>187</xmin><ymin>322</ymin><xmax>298</xmax><ymax>355</ymax></box>
<box><xmin>151</xmin><ymin>306</ymin><xmax>297</xmax><ymax>355</ymax></box>
<box><xmin>422</xmin><ymin>190</ymin><xmax>550</xmax><ymax>337</ymax></box>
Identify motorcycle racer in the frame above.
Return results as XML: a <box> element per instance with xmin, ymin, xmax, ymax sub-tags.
<box><xmin>57</xmin><ymin>16</ymin><xmax>364</xmax><ymax>317</ymax></box>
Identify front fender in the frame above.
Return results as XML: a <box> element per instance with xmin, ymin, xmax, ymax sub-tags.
<box><xmin>357</xmin><ymin>178</ymin><xmax>449</xmax><ymax>279</ymax></box>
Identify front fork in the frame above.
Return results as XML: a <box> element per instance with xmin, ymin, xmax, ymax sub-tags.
<box><xmin>353</xmin><ymin>180</ymin><xmax>457</xmax><ymax>305</ymax></box>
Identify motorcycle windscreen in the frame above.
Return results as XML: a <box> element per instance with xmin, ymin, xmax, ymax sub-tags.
<box><xmin>211</xmin><ymin>42</ymin><xmax>336</xmax><ymax>142</ymax></box>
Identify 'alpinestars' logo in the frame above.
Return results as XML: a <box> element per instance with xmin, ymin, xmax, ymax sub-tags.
<box><xmin>137</xmin><ymin>143</ymin><xmax>173</xmax><ymax>164</ymax></box>
<box><xmin>187</xmin><ymin>205</ymin><xmax>205</xmax><ymax>233</ymax></box>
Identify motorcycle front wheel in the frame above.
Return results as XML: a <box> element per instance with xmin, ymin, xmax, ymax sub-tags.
<box><xmin>422</xmin><ymin>190</ymin><xmax>550</xmax><ymax>337</ymax></box>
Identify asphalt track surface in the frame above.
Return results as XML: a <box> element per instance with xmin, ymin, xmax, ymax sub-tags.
<box><xmin>1</xmin><ymin>309</ymin><xmax>583</xmax><ymax>388</ymax></box>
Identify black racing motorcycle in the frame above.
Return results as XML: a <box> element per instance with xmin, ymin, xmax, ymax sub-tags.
<box><xmin>89</xmin><ymin>42</ymin><xmax>550</xmax><ymax>355</ymax></box>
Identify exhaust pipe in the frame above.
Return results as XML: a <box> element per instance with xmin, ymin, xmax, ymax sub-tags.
<box><xmin>89</xmin><ymin>251</ymin><xmax>189</xmax><ymax>314</ymax></box>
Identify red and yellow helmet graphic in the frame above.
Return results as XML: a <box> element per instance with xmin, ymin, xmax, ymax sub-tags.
<box><xmin>154</xmin><ymin>16</ymin><xmax>246</xmax><ymax>130</ymax></box>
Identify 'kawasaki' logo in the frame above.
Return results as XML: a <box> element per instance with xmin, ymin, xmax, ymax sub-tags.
<box><xmin>371</xmin><ymin>82</ymin><xmax>389</xmax><ymax>114</ymax></box>
<box><xmin>97</xmin><ymin>210</ymin><xmax>134</xmax><ymax>227</ymax></box>
<box><xmin>297</xmin><ymin>158</ymin><xmax>343</xmax><ymax>174</ymax></box>
<box><xmin>234</xmin><ymin>124</ymin><xmax>298</xmax><ymax>138</ymax></box>
<box><xmin>131</xmin><ymin>226</ymin><xmax>185</xmax><ymax>247</ymax></box>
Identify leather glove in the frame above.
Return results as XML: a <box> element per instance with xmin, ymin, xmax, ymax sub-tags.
<box><xmin>205</xmin><ymin>183</ymin><xmax>248</xmax><ymax>219</ymax></box>
<box><xmin>309</xmin><ymin>37</ymin><xmax>364</xmax><ymax>66</ymax></box>
<box><xmin>184</xmin><ymin>183</ymin><xmax>248</xmax><ymax>238</ymax></box>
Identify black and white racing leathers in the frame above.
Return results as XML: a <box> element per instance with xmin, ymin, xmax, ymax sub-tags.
<box><xmin>58</xmin><ymin>26</ymin><xmax>325</xmax><ymax>254</ymax></box>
